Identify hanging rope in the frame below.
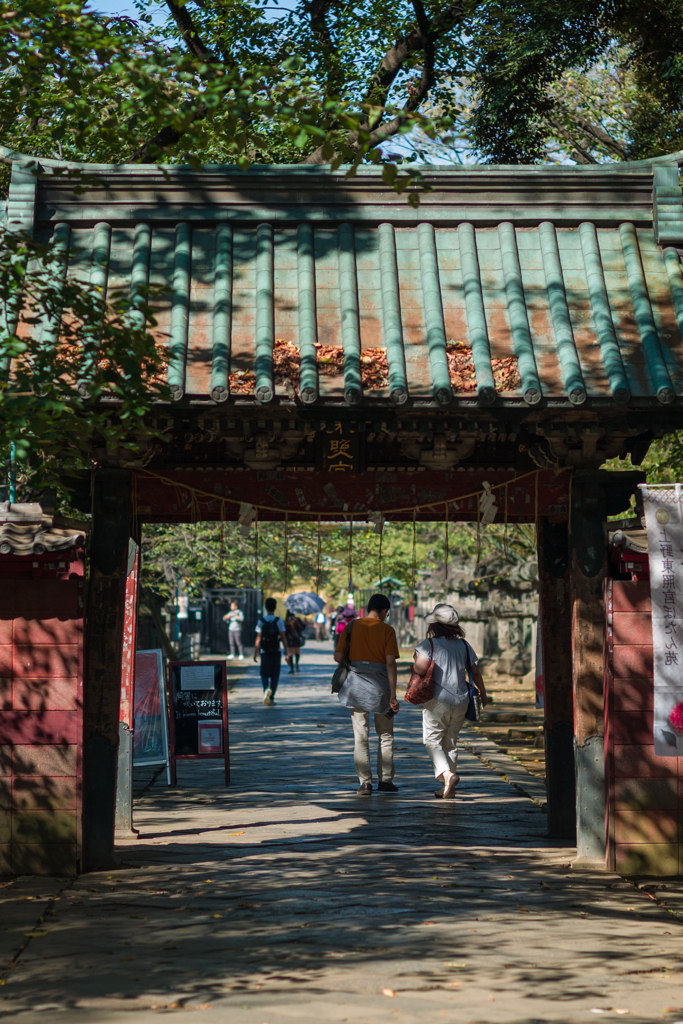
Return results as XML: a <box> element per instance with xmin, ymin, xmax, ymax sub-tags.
<box><xmin>534</xmin><ymin>466</ymin><xmax>539</xmax><ymax>540</ymax></box>
<box><xmin>378</xmin><ymin>519</ymin><xmax>384</xmax><ymax>584</ymax></box>
<box><xmin>411</xmin><ymin>508</ymin><xmax>417</xmax><ymax>605</ymax></box>
<box><xmin>283</xmin><ymin>512</ymin><xmax>289</xmax><ymax>595</ymax></box>
<box><xmin>476</xmin><ymin>491</ymin><xmax>482</xmax><ymax>569</ymax></box>
<box><xmin>348</xmin><ymin>516</ymin><xmax>353</xmax><ymax>591</ymax></box>
<box><xmin>219</xmin><ymin>502</ymin><xmax>225</xmax><ymax>582</ymax></box>
<box><xmin>503</xmin><ymin>481</ymin><xmax>509</xmax><ymax>559</ymax></box>
<box><xmin>254</xmin><ymin>508</ymin><xmax>259</xmax><ymax>589</ymax></box>
<box><xmin>135</xmin><ymin>467</ymin><xmax>557</xmax><ymax>520</ymax></box>
<box><xmin>316</xmin><ymin>514</ymin><xmax>322</xmax><ymax>596</ymax></box>
<box><xmin>444</xmin><ymin>500</ymin><xmax>449</xmax><ymax>593</ymax></box>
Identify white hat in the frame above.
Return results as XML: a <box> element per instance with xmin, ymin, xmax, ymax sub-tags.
<box><xmin>424</xmin><ymin>603</ymin><xmax>459</xmax><ymax>626</ymax></box>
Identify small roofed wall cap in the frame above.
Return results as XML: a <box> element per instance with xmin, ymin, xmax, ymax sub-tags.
<box><xmin>424</xmin><ymin>603</ymin><xmax>460</xmax><ymax>626</ymax></box>
<box><xmin>0</xmin><ymin>503</ymin><xmax>86</xmax><ymax>555</ymax></box>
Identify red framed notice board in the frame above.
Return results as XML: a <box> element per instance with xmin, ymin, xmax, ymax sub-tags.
<box><xmin>168</xmin><ymin>661</ymin><xmax>230</xmax><ymax>785</ymax></box>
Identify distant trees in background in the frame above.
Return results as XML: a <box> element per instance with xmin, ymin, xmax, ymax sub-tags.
<box><xmin>140</xmin><ymin>518</ymin><xmax>537</xmax><ymax>602</ymax></box>
<box><xmin>2</xmin><ymin>0</ymin><xmax>683</xmax><ymax>174</ymax></box>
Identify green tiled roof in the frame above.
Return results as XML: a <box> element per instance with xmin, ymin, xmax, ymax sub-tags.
<box><xmin>7</xmin><ymin>149</ymin><xmax>683</xmax><ymax>410</ymax></box>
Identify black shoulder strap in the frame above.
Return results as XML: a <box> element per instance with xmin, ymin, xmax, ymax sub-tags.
<box><xmin>462</xmin><ymin>638</ymin><xmax>472</xmax><ymax>674</ymax></box>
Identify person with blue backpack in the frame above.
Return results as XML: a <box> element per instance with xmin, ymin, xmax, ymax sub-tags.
<box><xmin>253</xmin><ymin>598</ymin><xmax>289</xmax><ymax>705</ymax></box>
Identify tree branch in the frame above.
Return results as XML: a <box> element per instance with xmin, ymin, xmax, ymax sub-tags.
<box><xmin>165</xmin><ymin>0</ymin><xmax>217</xmax><ymax>64</ymax></box>
<box><xmin>546</xmin><ymin>116</ymin><xmax>599</xmax><ymax>164</ymax></box>
<box><xmin>304</xmin><ymin>0</ymin><xmax>345</xmax><ymax>99</ymax></box>
<box><xmin>126</xmin><ymin>107</ymin><xmax>207</xmax><ymax>163</ymax></box>
<box><xmin>570</xmin><ymin>112</ymin><xmax>628</xmax><ymax>158</ymax></box>
<box><xmin>303</xmin><ymin>0</ymin><xmax>463</xmax><ymax>165</ymax></box>
<box><xmin>364</xmin><ymin>1</ymin><xmax>464</xmax><ymax>110</ymax></box>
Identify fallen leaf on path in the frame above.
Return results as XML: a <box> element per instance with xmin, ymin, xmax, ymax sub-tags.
<box><xmin>23</xmin><ymin>931</ymin><xmax>48</xmax><ymax>938</ymax></box>
<box><xmin>420</xmin><ymin>921</ymin><xmax>435</xmax><ymax>925</ymax></box>
<box><xmin>445</xmin><ymin>982</ymin><xmax>461</xmax><ymax>988</ymax></box>
<box><xmin>382</xmin><ymin>988</ymin><xmax>397</xmax><ymax>998</ymax></box>
<box><xmin>612</xmin><ymin>1011</ymin><xmax>630</xmax><ymax>1015</ymax></box>
<box><xmin>516</xmin><ymin>906</ymin><xmax>530</xmax><ymax>912</ymax></box>
<box><xmin>211</xmin><ymin>914</ymin><xmax>223</xmax><ymax>919</ymax></box>
<box><xmin>445</xmin><ymin>962</ymin><xmax>467</xmax><ymax>967</ymax></box>
<box><xmin>197</xmin><ymin>1005</ymin><xmax>212</xmax><ymax>1010</ymax></box>
<box><xmin>228</xmin><ymin>831</ymin><xmax>246</xmax><ymax>836</ymax></box>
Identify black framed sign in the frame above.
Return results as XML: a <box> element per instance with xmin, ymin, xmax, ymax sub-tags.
<box><xmin>168</xmin><ymin>661</ymin><xmax>230</xmax><ymax>785</ymax></box>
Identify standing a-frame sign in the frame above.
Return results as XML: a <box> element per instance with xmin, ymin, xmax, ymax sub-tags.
<box><xmin>168</xmin><ymin>661</ymin><xmax>230</xmax><ymax>785</ymax></box>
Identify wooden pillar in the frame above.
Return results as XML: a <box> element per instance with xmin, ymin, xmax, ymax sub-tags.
<box><xmin>82</xmin><ymin>469</ymin><xmax>131</xmax><ymax>872</ymax></box>
<box><xmin>538</xmin><ymin>518</ymin><xmax>576</xmax><ymax>839</ymax></box>
<box><xmin>115</xmin><ymin>529</ymin><xmax>140</xmax><ymax>841</ymax></box>
<box><xmin>570</xmin><ymin>475</ymin><xmax>608</xmax><ymax>867</ymax></box>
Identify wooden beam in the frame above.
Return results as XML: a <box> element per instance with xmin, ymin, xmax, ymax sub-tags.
<box><xmin>570</xmin><ymin>474</ymin><xmax>609</xmax><ymax>869</ymax></box>
<box><xmin>538</xmin><ymin>518</ymin><xmax>575</xmax><ymax>839</ymax></box>
<box><xmin>115</xmin><ymin>528</ymin><xmax>140</xmax><ymax>841</ymax></box>
<box><xmin>82</xmin><ymin>470</ymin><xmax>131</xmax><ymax>872</ymax></box>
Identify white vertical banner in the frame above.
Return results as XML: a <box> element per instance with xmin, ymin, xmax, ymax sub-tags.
<box><xmin>640</xmin><ymin>484</ymin><xmax>683</xmax><ymax>755</ymax></box>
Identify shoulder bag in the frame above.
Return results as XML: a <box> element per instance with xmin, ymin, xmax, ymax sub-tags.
<box><xmin>404</xmin><ymin>638</ymin><xmax>435</xmax><ymax>705</ymax></box>
<box><xmin>331</xmin><ymin>620</ymin><xmax>354</xmax><ymax>693</ymax></box>
<box><xmin>463</xmin><ymin>640</ymin><xmax>482</xmax><ymax>722</ymax></box>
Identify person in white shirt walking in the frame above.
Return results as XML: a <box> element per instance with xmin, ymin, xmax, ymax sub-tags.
<box><xmin>253</xmin><ymin>598</ymin><xmax>288</xmax><ymax>705</ymax></box>
<box><xmin>412</xmin><ymin>603</ymin><xmax>488</xmax><ymax>799</ymax></box>
<box><xmin>223</xmin><ymin>601</ymin><xmax>245</xmax><ymax>659</ymax></box>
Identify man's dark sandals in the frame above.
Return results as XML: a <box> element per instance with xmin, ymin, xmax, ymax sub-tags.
<box><xmin>378</xmin><ymin>781</ymin><xmax>399</xmax><ymax>792</ymax></box>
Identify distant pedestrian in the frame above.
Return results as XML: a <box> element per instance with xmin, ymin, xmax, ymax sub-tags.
<box><xmin>330</xmin><ymin>605</ymin><xmax>343</xmax><ymax>637</ymax></box>
<box><xmin>335</xmin><ymin>602</ymin><xmax>357</xmax><ymax>636</ymax></box>
<box><xmin>334</xmin><ymin>593</ymin><xmax>399</xmax><ymax>795</ymax></box>
<box><xmin>223</xmin><ymin>601</ymin><xmax>245</xmax><ymax>660</ymax></box>
<box><xmin>285</xmin><ymin>611</ymin><xmax>305</xmax><ymax>674</ymax></box>
<box><xmin>314</xmin><ymin>610</ymin><xmax>327</xmax><ymax>641</ymax></box>
<box><xmin>412</xmin><ymin>603</ymin><xmax>488</xmax><ymax>799</ymax></box>
<box><xmin>254</xmin><ymin>598</ymin><xmax>288</xmax><ymax>706</ymax></box>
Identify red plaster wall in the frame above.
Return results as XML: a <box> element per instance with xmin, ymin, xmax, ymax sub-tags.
<box><xmin>605</xmin><ymin>578</ymin><xmax>683</xmax><ymax>875</ymax></box>
<box><xmin>0</xmin><ymin>555</ymin><xmax>84</xmax><ymax>876</ymax></box>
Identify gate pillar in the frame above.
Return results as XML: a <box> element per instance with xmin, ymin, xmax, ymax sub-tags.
<box><xmin>538</xmin><ymin>518</ymin><xmax>576</xmax><ymax>839</ymax></box>
<box><xmin>115</xmin><ymin>530</ymin><xmax>140</xmax><ymax>841</ymax></box>
<box><xmin>82</xmin><ymin>469</ymin><xmax>131</xmax><ymax>871</ymax></box>
<box><xmin>570</xmin><ymin>475</ymin><xmax>609</xmax><ymax>867</ymax></box>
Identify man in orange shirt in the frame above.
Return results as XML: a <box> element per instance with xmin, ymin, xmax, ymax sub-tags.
<box><xmin>334</xmin><ymin>593</ymin><xmax>400</xmax><ymax>795</ymax></box>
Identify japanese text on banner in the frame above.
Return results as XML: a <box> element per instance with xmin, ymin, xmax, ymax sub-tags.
<box><xmin>640</xmin><ymin>484</ymin><xmax>683</xmax><ymax>755</ymax></box>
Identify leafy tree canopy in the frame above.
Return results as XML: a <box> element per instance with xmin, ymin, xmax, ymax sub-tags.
<box><xmin>141</xmin><ymin>517</ymin><xmax>536</xmax><ymax>602</ymax></box>
<box><xmin>0</xmin><ymin>228</ymin><xmax>168</xmax><ymax>491</ymax></box>
<box><xmin>2</xmin><ymin>0</ymin><xmax>683</xmax><ymax>173</ymax></box>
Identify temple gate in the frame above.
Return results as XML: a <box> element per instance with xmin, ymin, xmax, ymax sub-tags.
<box><xmin>5</xmin><ymin>147</ymin><xmax>683</xmax><ymax>872</ymax></box>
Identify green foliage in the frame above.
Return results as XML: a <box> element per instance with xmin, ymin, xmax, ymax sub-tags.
<box><xmin>2</xmin><ymin>0</ymin><xmax>683</xmax><ymax>180</ymax></box>
<box><xmin>141</xmin><ymin>517</ymin><xmax>535</xmax><ymax>601</ymax></box>
<box><xmin>603</xmin><ymin>433</ymin><xmax>683</xmax><ymax>487</ymax></box>
<box><xmin>0</xmin><ymin>228</ymin><xmax>168</xmax><ymax>490</ymax></box>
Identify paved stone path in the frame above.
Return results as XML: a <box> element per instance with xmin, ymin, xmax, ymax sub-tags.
<box><xmin>4</xmin><ymin>643</ymin><xmax>683</xmax><ymax>1023</ymax></box>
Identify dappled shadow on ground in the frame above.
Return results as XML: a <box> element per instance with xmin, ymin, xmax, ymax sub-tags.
<box><xmin>2</xmin><ymin>645</ymin><xmax>682</xmax><ymax>1023</ymax></box>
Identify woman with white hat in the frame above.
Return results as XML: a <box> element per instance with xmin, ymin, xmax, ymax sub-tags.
<box><xmin>412</xmin><ymin>603</ymin><xmax>488</xmax><ymax>798</ymax></box>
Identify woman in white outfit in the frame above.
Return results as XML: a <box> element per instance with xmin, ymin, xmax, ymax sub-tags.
<box><xmin>413</xmin><ymin>603</ymin><xmax>488</xmax><ymax>799</ymax></box>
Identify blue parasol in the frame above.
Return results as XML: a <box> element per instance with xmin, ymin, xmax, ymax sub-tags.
<box><xmin>285</xmin><ymin>592</ymin><xmax>325</xmax><ymax>615</ymax></box>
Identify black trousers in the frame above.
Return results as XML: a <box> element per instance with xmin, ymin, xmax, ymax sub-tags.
<box><xmin>260</xmin><ymin>652</ymin><xmax>282</xmax><ymax>694</ymax></box>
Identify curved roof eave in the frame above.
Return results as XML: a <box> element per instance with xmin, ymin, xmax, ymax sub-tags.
<box><xmin>2</xmin><ymin>144</ymin><xmax>683</xmax><ymax>176</ymax></box>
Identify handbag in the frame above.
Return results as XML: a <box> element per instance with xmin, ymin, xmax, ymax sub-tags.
<box><xmin>331</xmin><ymin>620</ymin><xmax>354</xmax><ymax>693</ymax></box>
<box><xmin>463</xmin><ymin>639</ymin><xmax>482</xmax><ymax>722</ymax></box>
<box><xmin>404</xmin><ymin>638</ymin><xmax>435</xmax><ymax>705</ymax></box>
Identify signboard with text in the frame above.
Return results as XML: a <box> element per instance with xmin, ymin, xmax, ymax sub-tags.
<box><xmin>168</xmin><ymin>660</ymin><xmax>230</xmax><ymax>784</ymax></box>
<box><xmin>133</xmin><ymin>649</ymin><xmax>171</xmax><ymax>782</ymax></box>
<box><xmin>640</xmin><ymin>484</ymin><xmax>683</xmax><ymax>755</ymax></box>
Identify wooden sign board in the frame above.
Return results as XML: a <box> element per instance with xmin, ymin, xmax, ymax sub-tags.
<box><xmin>168</xmin><ymin>660</ymin><xmax>230</xmax><ymax>785</ymax></box>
